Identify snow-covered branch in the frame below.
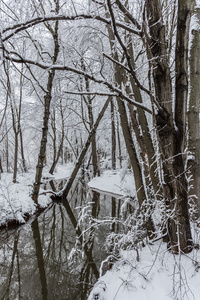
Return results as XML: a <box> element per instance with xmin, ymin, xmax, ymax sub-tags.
<box><xmin>3</xmin><ymin>51</ymin><xmax>152</xmax><ymax>114</ymax></box>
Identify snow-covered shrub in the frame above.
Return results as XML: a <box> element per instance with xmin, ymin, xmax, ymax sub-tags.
<box><xmin>105</xmin><ymin>201</ymin><xmax>148</xmax><ymax>261</ymax></box>
<box><xmin>106</xmin><ymin>229</ymin><xmax>144</xmax><ymax>255</ymax></box>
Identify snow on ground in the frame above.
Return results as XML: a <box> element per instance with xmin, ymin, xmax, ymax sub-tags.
<box><xmin>0</xmin><ymin>165</ymin><xmax>130</xmax><ymax>227</ymax></box>
<box><xmin>1</xmin><ymin>166</ymin><xmax>200</xmax><ymax>300</ymax></box>
<box><xmin>42</xmin><ymin>163</ymin><xmax>74</xmax><ymax>180</ymax></box>
<box><xmin>88</xmin><ymin>169</ymin><xmax>135</xmax><ymax>198</ymax></box>
<box><xmin>0</xmin><ymin>170</ymin><xmax>36</xmax><ymax>226</ymax></box>
<box><xmin>88</xmin><ymin>170</ymin><xmax>200</xmax><ymax>300</ymax></box>
<box><xmin>0</xmin><ymin>163</ymin><xmax>74</xmax><ymax>227</ymax></box>
<box><xmin>88</xmin><ymin>238</ymin><xmax>200</xmax><ymax>300</ymax></box>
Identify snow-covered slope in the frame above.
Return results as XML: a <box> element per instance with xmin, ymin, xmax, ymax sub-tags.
<box><xmin>88</xmin><ymin>239</ymin><xmax>200</xmax><ymax>300</ymax></box>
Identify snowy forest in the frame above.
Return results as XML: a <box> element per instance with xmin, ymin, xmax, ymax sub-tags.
<box><xmin>0</xmin><ymin>0</ymin><xmax>200</xmax><ymax>299</ymax></box>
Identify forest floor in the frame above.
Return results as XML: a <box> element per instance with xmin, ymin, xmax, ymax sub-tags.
<box><xmin>88</xmin><ymin>168</ymin><xmax>200</xmax><ymax>300</ymax></box>
<box><xmin>0</xmin><ymin>165</ymin><xmax>200</xmax><ymax>299</ymax></box>
<box><xmin>88</xmin><ymin>239</ymin><xmax>200</xmax><ymax>300</ymax></box>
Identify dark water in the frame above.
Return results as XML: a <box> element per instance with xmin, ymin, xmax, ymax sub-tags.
<box><xmin>0</xmin><ymin>180</ymin><xmax>121</xmax><ymax>300</ymax></box>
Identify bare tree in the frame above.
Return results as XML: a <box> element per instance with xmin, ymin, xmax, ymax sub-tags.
<box><xmin>49</xmin><ymin>96</ymin><xmax>65</xmax><ymax>175</ymax></box>
<box><xmin>32</xmin><ymin>0</ymin><xmax>60</xmax><ymax>203</ymax></box>
<box><xmin>145</xmin><ymin>0</ymin><xmax>193</xmax><ymax>251</ymax></box>
<box><xmin>188</xmin><ymin>6</ymin><xmax>200</xmax><ymax>223</ymax></box>
<box><xmin>0</xmin><ymin>0</ymin><xmax>197</xmax><ymax>253</ymax></box>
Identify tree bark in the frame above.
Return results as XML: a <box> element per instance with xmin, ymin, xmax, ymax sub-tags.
<box><xmin>19</xmin><ymin>65</ymin><xmax>27</xmax><ymax>173</ymax></box>
<box><xmin>123</xmin><ymin>0</ymin><xmax>161</xmax><ymax>200</ymax></box>
<box><xmin>19</xmin><ymin>127</ymin><xmax>27</xmax><ymax>172</ymax></box>
<box><xmin>111</xmin><ymin>99</ymin><xmax>116</xmax><ymax>170</ymax></box>
<box><xmin>106</xmin><ymin>5</ymin><xmax>154</xmax><ymax>235</ymax></box>
<box><xmin>0</xmin><ymin>156</ymin><xmax>3</xmax><ymax>174</ymax></box>
<box><xmin>49</xmin><ymin>99</ymin><xmax>65</xmax><ymax>175</ymax></box>
<box><xmin>13</xmin><ymin>132</ymin><xmax>18</xmax><ymax>183</ymax></box>
<box><xmin>116</xmin><ymin>112</ymin><xmax>122</xmax><ymax>168</ymax></box>
<box><xmin>146</xmin><ymin>0</ymin><xmax>193</xmax><ymax>252</ymax></box>
<box><xmin>188</xmin><ymin>7</ymin><xmax>200</xmax><ymax>222</ymax></box>
<box><xmin>82</xmin><ymin>60</ymin><xmax>98</xmax><ymax>177</ymax></box>
<box><xmin>32</xmin><ymin>10</ymin><xmax>60</xmax><ymax>204</ymax></box>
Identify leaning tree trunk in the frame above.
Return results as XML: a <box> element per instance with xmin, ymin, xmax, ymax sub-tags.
<box><xmin>123</xmin><ymin>3</ymin><xmax>161</xmax><ymax>200</ymax></box>
<box><xmin>52</xmin><ymin>96</ymin><xmax>111</xmax><ymax>200</ymax></box>
<box><xmin>106</xmin><ymin>9</ymin><xmax>154</xmax><ymax>235</ymax></box>
<box><xmin>188</xmin><ymin>6</ymin><xmax>200</xmax><ymax>222</ymax></box>
<box><xmin>146</xmin><ymin>0</ymin><xmax>193</xmax><ymax>252</ymax></box>
<box><xmin>32</xmin><ymin>16</ymin><xmax>60</xmax><ymax>204</ymax></box>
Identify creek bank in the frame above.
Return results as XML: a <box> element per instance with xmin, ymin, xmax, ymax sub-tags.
<box><xmin>88</xmin><ymin>169</ymin><xmax>135</xmax><ymax>198</ymax></box>
<box><xmin>0</xmin><ymin>164</ymin><xmax>75</xmax><ymax>229</ymax></box>
<box><xmin>0</xmin><ymin>165</ymin><xmax>132</xmax><ymax>229</ymax></box>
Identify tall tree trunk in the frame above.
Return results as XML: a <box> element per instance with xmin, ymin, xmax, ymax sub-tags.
<box><xmin>88</xmin><ymin>99</ymin><xmax>98</xmax><ymax>177</ymax></box>
<box><xmin>111</xmin><ymin>99</ymin><xmax>116</xmax><ymax>170</ymax></box>
<box><xmin>49</xmin><ymin>100</ymin><xmax>65</xmax><ymax>175</ymax></box>
<box><xmin>13</xmin><ymin>132</ymin><xmax>18</xmax><ymax>183</ymax></box>
<box><xmin>32</xmin><ymin>71</ymin><xmax>57</xmax><ymax>203</ymax></box>
<box><xmin>5</xmin><ymin>61</ymin><xmax>20</xmax><ymax>183</ymax></box>
<box><xmin>32</xmin><ymin>9</ymin><xmax>60</xmax><ymax>204</ymax></box>
<box><xmin>82</xmin><ymin>60</ymin><xmax>98</xmax><ymax>177</ymax></box>
<box><xmin>50</xmin><ymin>108</ymin><xmax>57</xmax><ymax>171</ymax></box>
<box><xmin>188</xmin><ymin>7</ymin><xmax>200</xmax><ymax>222</ymax></box>
<box><xmin>106</xmin><ymin>14</ymin><xmax>154</xmax><ymax>233</ymax></box>
<box><xmin>5</xmin><ymin>122</ymin><xmax>9</xmax><ymax>172</ymax></box>
<box><xmin>124</xmin><ymin>0</ymin><xmax>161</xmax><ymax>200</ymax></box>
<box><xmin>0</xmin><ymin>156</ymin><xmax>3</xmax><ymax>173</ymax></box>
<box><xmin>19</xmin><ymin>64</ymin><xmax>27</xmax><ymax>173</ymax></box>
<box><xmin>9</xmin><ymin>87</ymin><xmax>19</xmax><ymax>183</ymax></box>
<box><xmin>19</xmin><ymin>127</ymin><xmax>27</xmax><ymax>172</ymax></box>
<box><xmin>106</xmin><ymin>6</ymin><xmax>154</xmax><ymax>235</ymax></box>
<box><xmin>0</xmin><ymin>156</ymin><xmax>3</xmax><ymax>180</ymax></box>
<box><xmin>146</xmin><ymin>0</ymin><xmax>193</xmax><ymax>252</ymax></box>
<box><xmin>116</xmin><ymin>112</ymin><xmax>122</xmax><ymax>168</ymax></box>
<box><xmin>127</xmin><ymin>103</ymin><xmax>152</xmax><ymax>192</ymax></box>
<box><xmin>173</xmin><ymin>0</ymin><xmax>194</xmax><ymax>250</ymax></box>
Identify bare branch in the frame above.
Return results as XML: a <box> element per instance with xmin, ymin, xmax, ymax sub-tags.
<box><xmin>4</xmin><ymin>51</ymin><xmax>152</xmax><ymax>114</ymax></box>
<box><xmin>115</xmin><ymin>0</ymin><xmax>141</xmax><ymax>31</ymax></box>
<box><xmin>103</xmin><ymin>52</ymin><xmax>131</xmax><ymax>73</ymax></box>
<box><xmin>2</xmin><ymin>14</ymin><xmax>141</xmax><ymax>42</ymax></box>
<box><xmin>64</xmin><ymin>91</ymin><xmax>118</xmax><ymax>97</ymax></box>
<box><xmin>106</xmin><ymin>0</ymin><xmax>151</xmax><ymax>97</ymax></box>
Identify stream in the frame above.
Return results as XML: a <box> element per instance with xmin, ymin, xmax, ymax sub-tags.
<box><xmin>0</xmin><ymin>179</ymin><xmax>122</xmax><ymax>300</ymax></box>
